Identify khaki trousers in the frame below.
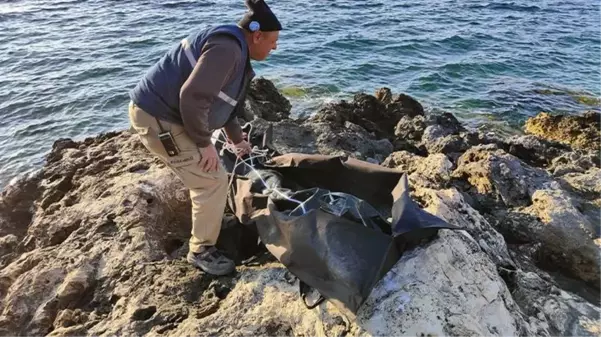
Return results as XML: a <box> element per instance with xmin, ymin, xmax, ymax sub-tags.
<box><xmin>128</xmin><ymin>102</ymin><xmax>227</xmax><ymax>253</ymax></box>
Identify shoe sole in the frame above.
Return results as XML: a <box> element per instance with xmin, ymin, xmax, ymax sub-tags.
<box><xmin>187</xmin><ymin>256</ymin><xmax>235</xmax><ymax>276</ymax></box>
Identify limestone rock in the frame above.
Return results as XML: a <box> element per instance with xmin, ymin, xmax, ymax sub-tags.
<box><xmin>525</xmin><ymin>111</ymin><xmax>600</xmax><ymax>151</ymax></box>
<box><xmin>452</xmin><ymin>145</ymin><xmax>556</xmax><ymax>209</ymax></box>
<box><xmin>548</xmin><ymin>151</ymin><xmax>600</xmax><ymax>177</ymax></box>
<box><xmin>504</xmin><ymin>135</ymin><xmax>571</xmax><ymax>168</ymax></box>
<box><xmin>382</xmin><ymin>152</ymin><xmax>453</xmax><ymax>189</ymax></box>
<box><xmin>381</xmin><ymin>151</ymin><xmax>421</xmax><ymax>172</ymax></box>
<box><xmin>358</xmin><ymin>181</ymin><xmax>530</xmax><ymax>335</ymax></box>
<box><xmin>394</xmin><ymin>115</ymin><xmax>427</xmax><ymax>141</ymax></box>
<box><xmin>524</xmin><ymin>189</ymin><xmax>600</xmax><ymax>287</ymax></box>
<box><xmin>410</xmin><ymin>187</ymin><xmax>515</xmax><ymax>269</ymax></box>
<box><xmin>0</xmin><ymin>172</ymin><xmax>42</xmax><ymax>242</ymax></box>
<box><xmin>558</xmin><ymin>168</ymin><xmax>601</xmax><ymax>199</ymax></box>
<box><xmin>247</xmin><ymin>118</ymin><xmax>319</xmax><ymax>155</ymax></box>
<box><xmin>311</xmin><ymin>90</ymin><xmax>423</xmax><ymax>139</ymax></box>
<box><xmin>511</xmin><ymin>270</ymin><xmax>601</xmax><ymax>336</ymax></box>
<box><xmin>385</xmin><ymin>92</ymin><xmax>425</xmax><ymax>118</ymax></box>
<box><xmin>249</xmin><ymin>118</ymin><xmax>394</xmax><ymax>163</ymax></box>
<box><xmin>424</xmin><ymin>134</ymin><xmax>470</xmax><ymax>156</ymax></box>
<box><xmin>244</xmin><ymin>77</ymin><xmax>291</xmax><ymax>122</ymax></box>
<box><xmin>394</xmin><ymin>112</ymin><xmax>468</xmax><ymax>158</ymax></box>
<box><xmin>357</xmin><ymin>230</ymin><xmax>529</xmax><ymax>337</ymax></box>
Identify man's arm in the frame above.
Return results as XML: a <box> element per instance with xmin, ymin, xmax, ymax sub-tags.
<box><xmin>179</xmin><ymin>35</ymin><xmax>242</xmax><ymax>147</ymax></box>
<box><xmin>222</xmin><ymin>102</ymin><xmax>244</xmax><ymax>144</ymax></box>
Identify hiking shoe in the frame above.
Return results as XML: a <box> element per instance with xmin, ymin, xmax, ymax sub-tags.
<box><xmin>187</xmin><ymin>246</ymin><xmax>235</xmax><ymax>276</ymax></box>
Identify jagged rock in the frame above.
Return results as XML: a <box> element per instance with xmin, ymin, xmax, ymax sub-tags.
<box><xmin>382</xmin><ymin>152</ymin><xmax>453</xmax><ymax>189</ymax></box>
<box><xmin>357</xmin><ymin>230</ymin><xmax>529</xmax><ymax>337</ymax></box>
<box><xmin>0</xmin><ymin>234</ymin><xmax>18</xmax><ymax>270</ymax></box>
<box><xmin>374</xmin><ymin>88</ymin><xmax>393</xmax><ymax>104</ymax></box>
<box><xmin>504</xmin><ymin>135</ymin><xmax>571</xmax><ymax>168</ymax></box>
<box><xmin>524</xmin><ymin>189</ymin><xmax>600</xmax><ymax>287</ymax></box>
<box><xmin>463</xmin><ymin>131</ymin><xmax>508</xmax><ymax>148</ymax></box>
<box><xmin>247</xmin><ymin>118</ymin><xmax>319</xmax><ymax>155</ymax></box>
<box><xmin>511</xmin><ymin>270</ymin><xmax>601</xmax><ymax>336</ymax></box>
<box><xmin>0</xmin><ymin>132</ymin><xmax>196</xmax><ymax>335</ymax></box>
<box><xmin>381</xmin><ymin>151</ymin><xmax>421</xmax><ymax>172</ymax></box>
<box><xmin>394</xmin><ymin>115</ymin><xmax>426</xmax><ymax>141</ymax></box>
<box><xmin>309</xmin><ymin>121</ymin><xmax>394</xmax><ymax>162</ymax></box>
<box><xmin>452</xmin><ymin>145</ymin><xmax>600</xmax><ymax>287</ymax></box>
<box><xmin>249</xmin><ymin>118</ymin><xmax>393</xmax><ymax>163</ymax></box>
<box><xmin>0</xmin><ymin>172</ymin><xmax>42</xmax><ymax>241</ymax></box>
<box><xmin>428</xmin><ymin>112</ymin><xmax>466</xmax><ymax>136</ymax></box>
<box><xmin>311</xmin><ymin>90</ymin><xmax>423</xmax><ymax>139</ymax></box>
<box><xmin>558</xmin><ymin>168</ymin><xmax>601</xmax><ymax>202</ymax></box>
<box><xmin>452</xmin><ymin>145</ymin><xmax>556</xmax><ymax>209</ymax></box>
<box><xmin>485</xmin><ymin>210</ymin><xmax>542</xmax><ymax>245</ymax></box>
<box><xmin>424</xmin><ymin>134</ymin><xmax>470</xmax><ymax>156</ymax></box>
<box><xmin>557</xmin><ymin>168</ymin><xmax>601</xmax><ymax>228</ymax></box>
<box><xmin>391</xmin><ymin>138</ymin><xmax>424</xmax><ymax>155</ymax></box>
<box><xmin>525</xmin><ymin>111</ymin><xmax>600</xmax><ymax>151</ymax></box>
<box><xmin>357</xmin><ymin>184</ymin><xmax>532</xmax><ymax>336</ymax></box>
<box><xmin>385</xmin><ymin>92</ymin><xmax>425</xmax><ymax>119</ymax></box>
<box><xmin>410</xmin><ymin>187</ymin><xmax>515</xmax><ymax>269</ymax></box>
<box><xmin>489</xmin><ymin>193</ymin><xmax>600</xmax><ymax>290</ymax></box>
<box><xmin>244</xmin><ymin>77</ymin><xmax>291</xmax><ymax>122</ymax></box>
<box><xmin>549</xmin><ymin>151</ymin><xmax>600</xmax><ymax>177</ymax></box>
<box><xmin>47</xmin><ymin>139</ymin><xmax>79</xmax><ymax>164</ymax></box>
<box><xmin>360</xmin><ymin>184</ymin><xmax>599</xmax><ymax>337</ymax></box>
<box><xmin>394</xmin><ymin>112</ymin><xmax>467</xmax><ymax>158</ymax></box>
<box><xmin>421</xmin><ymin>125</ymin><xmax>449</xmax><ymax>144</ymax></box>
<box><xmin>375</xmin><ymin>88</ymin><xmax>425</xmax><ymax>118</ymax></box>
<box><xmin>0</xmin><ymin>235</ymin><xmax>17</xmax><ymax>257</ymax></box>
<box><xmin>53</xmin><ymin>309</ymin><xmax>87</xmax><ymax>329</ymax></box>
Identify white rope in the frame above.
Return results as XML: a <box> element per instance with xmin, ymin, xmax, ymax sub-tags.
<box><xmin>211</xmin><ymin>126</ymin><xmax>307</xmax><ymax>214</ymax></box>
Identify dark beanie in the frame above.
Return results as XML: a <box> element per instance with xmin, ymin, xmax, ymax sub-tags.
<box><xmin>238</xmin><ymin>0</ymin><xmax>282</xmax><ymax>32</ymax></box>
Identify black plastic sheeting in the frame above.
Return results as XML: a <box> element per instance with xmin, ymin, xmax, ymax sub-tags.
<box><xmin>214</xmin><ymin>127</ymin><xmax>459</xmax><ymax>316</ymax></box>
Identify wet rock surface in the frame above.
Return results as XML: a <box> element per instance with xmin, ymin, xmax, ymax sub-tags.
<box><xmin>0</xmin><ymin>79</ymin><xmax>598</xmax><ymax>336</ymax></box>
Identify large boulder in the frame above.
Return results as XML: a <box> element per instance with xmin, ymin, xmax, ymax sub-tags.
<box><xmin>503</xmin><ymin>135</ymin><xmax>572</xmax><ymax>168</ymax></box>
<box><xmin>452</xmin><ymin>145</ymin><xmax>555</xmax><ymax>209</ymax></box>
<box><xmin>452</xmin><ymin>145</ymin><xmax>600</xmax><ymax>288</ymax></box>
<box><xmin>357</xmin><ymin>230</ymin><xmax>529</xmax><ymax>336</ymax></box>
<box><xmin>248</xmin><ymin>118</ymin><xmax>394</xmax><ymax>163</ymax></box>
<box><xmin>393</xmin><ymin>112</ymin><xmax>471</xmax><ymax>160</ymax></box>
<box><xmin>0</xmin><ymin>173</ymin><xmax>41</xmax><ymax>246</ymax></box>
<box><xmin>555</xmin><ymin>168</ymin><xmax>601</xmax><ymax>212</ymax></box>
<box><xmin>382</xmin><ymin>151</ymin><xmax>453</xmax><ymax>189</ymax></box>
<box><xmin>244</xmin><ymin>77</ymin><xmax>292</xmax><ymax>122</ymax></box>
<box><xmin>548</xmin><ymin>151</ymin><xmax>600</xmax><ymax>177</ymax></box>
<box><xmin>525</xmin><ymin>111</ymin><xmax>600</xmax><ymax>151</ymax></box>
<box><xmin>310</xmin><ymin>89</ymin><xmax>424</xmax><ymax>140</ymax></box>
<box><xmin>523</xmin><ymin>189</ymin><xmax>600</xmax><ymax>287</ymax></box>
<box><xmin>510</xmin><ymin>270</ymin><xmax>601</xmax><ymax>336</ymax></box>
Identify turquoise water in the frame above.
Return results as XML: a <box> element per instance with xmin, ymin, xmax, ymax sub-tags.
<box><xmin>0</xmin><ymin>0</ymin><xmax>599</xmax><ymax>187</ymax></box>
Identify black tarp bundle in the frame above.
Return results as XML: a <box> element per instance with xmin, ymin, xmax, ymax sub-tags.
<box><xmin>214</xmin><ymin>129</ymin><xmax>458</xmax><ymax>316</ymax></box>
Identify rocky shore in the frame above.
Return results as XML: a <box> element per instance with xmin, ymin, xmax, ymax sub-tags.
<box><xmin>0</xmin><ymin>78</ymin><xmax>599</xmax><ymax>336</ymax></box>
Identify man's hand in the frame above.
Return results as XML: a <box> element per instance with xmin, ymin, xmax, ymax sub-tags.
<box><xmin>198</xmin><ymin>144</ymin><xmax>219</xmax><ymax>172</ymax></box>
<box><xmin>233</xmin><ymin>140</ymin><xmax>252</xmax><ymax>157</ymax></box>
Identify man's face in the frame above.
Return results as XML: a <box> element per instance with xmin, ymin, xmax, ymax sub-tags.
<box><xmin>249</xmin><ymin>31</ymin><xmax>279</xmax><ymax>61</ymax></box>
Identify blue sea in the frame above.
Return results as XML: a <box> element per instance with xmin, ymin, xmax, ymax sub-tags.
<box><xmin>0</xmin><ymin>0</ymin><xmax>599</xmax><ymax>188</ymax></box>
